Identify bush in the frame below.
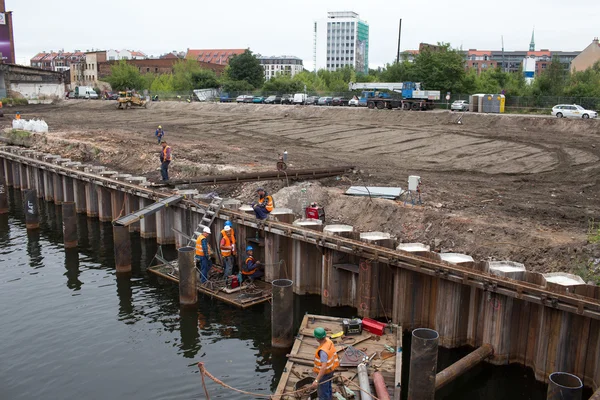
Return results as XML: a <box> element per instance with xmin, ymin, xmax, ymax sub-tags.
<box><xmin>1</xmin><ymin>97</ymin><xmax>29</xmax><ymax>106</ymax></box>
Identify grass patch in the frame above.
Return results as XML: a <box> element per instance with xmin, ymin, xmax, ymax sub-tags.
<box><xmin>575</xmin><ymin>260</ymin><xmax>600</xmax><ymax>285</ymax></box>
<box><xmin>588</xmin><ymin>219</ymin><xmax>600</xmax><ymax>244</ymax></box>
<box><xmin>1</xmin><ymin>97</ymin><xmax>29</xmax><ymax>106</ymax></box>
<box><xmin>8</xmin><ymin>129</ymin><xmax>31</xmax><ymax>139</ymax></box>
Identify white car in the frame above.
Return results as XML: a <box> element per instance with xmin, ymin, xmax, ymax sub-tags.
<box><xmin>348</xmin><ymin>98</ymin><xmax>360</xmax><ymax>107</ymax></box>
<box><xmin>552</xmin><ymin>104</ymin><xmax>597</xmax><ymax>119</ymax></box>
<box><xmin>451</xmin><ymin>100</ymin><xmax>469</xmax><ymax>111</ymax></box>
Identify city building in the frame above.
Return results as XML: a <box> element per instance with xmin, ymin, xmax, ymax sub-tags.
<box><xmin>106</xmin><ymin>49</ymin><xmax>147</xmax><ymax>61</ymax></box>
<box><xmin>30</xmin><ymin>50</ymin><xmax>86</xmax><ymax>72</ymax></box>
<box><xmin>0</xmin><ymin>0</ymin><xmax>15</xmax><ymax>64</ymax></box>
<box><xmin>185</xmin><ymin>49</ymin><xmax>245</xmax><ymax>65</ymax></box>
<box><xmin>97</xmin><ymin>58</ymin><xmax>225</xmax><ymax>80</ymax></box>
<box><xmin>325</xmin><ymin>11</ymin><xmax>369</xmax><ymax>74</ymax></box>
<box><xmin>571</xmin><ymin>37</ymin><xmax>600</xmax><ymax>72</ymax></box>
<box><xmin>82</xmin><ymin>50</ymin><xmax>106</xmax><ymax>84</ymax></box>
<box><xmin>257</xmin><ymin>55</ymin><xmax>303</xmax><ymax>80</ymax></box>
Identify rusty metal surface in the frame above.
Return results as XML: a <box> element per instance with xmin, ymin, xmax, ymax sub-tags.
<box><xmin>112</xmin><ymin>225</ymin><xmax>131</xmax><ymax>274</ymax></box>
<box><xmin>435</xmin><ymin>343</ymin><xmax>493</xmax><ymax>390</ymax></box>
<box><xmin>62</xmin><ymin>202</ymin><xmax>77</xmax><ymax>248</ymax></box>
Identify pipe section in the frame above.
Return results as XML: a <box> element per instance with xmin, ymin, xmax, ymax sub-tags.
<box><xmin>24</xmin><ymin>189</ymin><xmax>39</xmax><ymax>230</ymax></box>
<box><xmin>62</xmin><ymin>202</ymin><xmax>78</xmax><ymax>249</ymax></box>
<box><xmin>408</xmin><ymin>328</ymin><xmax>439</xmax><ymax>400</ymax></box>
<box><xmin>435</xmin><ymin>343</ymin><xmax>494</xmax><ymax>390</ymax></box>
<box><xmin>271</xmin><ymin>279</ymin><xmax>294</xmax><ymax>348</ymax></box>
<box><xmin>112</xmin><ymin>224</ymin><xmax>132</xmax><ymax>274</ymax></box>
<box><xmin>373</xmin><ymin>371</ymin><xmax>391</xmax><ymax>400</ymax></box>
<box><xmin>546</xmin><ymin>372</ymin><xmax>582</xmax><ymax>400</ymax></box>
<box><xmin>357</xmin><ymin>363</ymin><xmax>373</xmax><ymax>400</ymax></box>
<box><xmin>178</xmin><ymin>246</ymin><xmax>197</xmax><ymax>306</ymax></box>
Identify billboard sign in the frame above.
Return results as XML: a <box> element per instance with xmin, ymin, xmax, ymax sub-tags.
<box><xmin>0</xmin><ymin>16</ymin><xmax>13</xmax><ymax>63</ymax></box>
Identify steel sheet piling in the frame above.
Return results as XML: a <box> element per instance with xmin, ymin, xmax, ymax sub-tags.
<box><xmin>546</xmin><ymin>372</ymin><xmax>582</xmax><ymax>400</ymax></box>
<box><xmin>178</xmin><ymin>246</ymin><xmax>197</xmax><ymax>306</ymax></box>
<box><xmin>62</xmin><ymin>202</ymin><xmax>78</xmax><ymax>249</ymax></box>
<box><xmin>435</xmin><ymin>343</ymin><xmax>494</xmax><ymax>390</ymax></box>
<box><xmin>271</xmin><ymin>278</ymin><xmax>294</xmax><ymax>348</ymax></box>
<box><xmin>112</xmin><ymin>224</ymin><xmax>132</xmax><ymax>274</ymax></box>
<box><xmin>408</xmin><ymin>328</ymin><xmax>439</xmax><ymax>400</ymax></box>
<box><xmin>24</xmin><ymin>189</ymin><xmax>39</xmax><ymax>230</ymax></box>
<box><xmin>0</xmin><ymin>176</ymin><xmax>7</xmax><ymax>214</ymax></box>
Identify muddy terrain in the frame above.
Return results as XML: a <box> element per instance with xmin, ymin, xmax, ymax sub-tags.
<box><xmin>5</xmin><ymin>100</ymin><xmax>600</xmax><ymax>275</ymax></box>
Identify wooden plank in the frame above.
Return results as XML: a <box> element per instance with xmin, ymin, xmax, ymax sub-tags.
<box><xmin>394</xmin><ymin>326</ymin><xmax>403</xmax><ymax>400</ymax></box>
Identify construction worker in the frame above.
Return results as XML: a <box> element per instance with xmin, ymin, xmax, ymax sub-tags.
<box><xmin>195</xmin><ymin>227</ymin><xmax>213</xmax><ymax>283</ymax></box>
<box><xmin>310</xmin><ymin>327</ymin><xmax>340</xmax><ymax>400</ymax></box>
<box><xmin>220</xmin><ymin>222</ymin><xmax>236</xmax><ymax>278</ymax></box>
<box><xmin>252</xmin><ymin>187</ymin><xmax>274</xmax><ymax>220</ymax></box>
<box><xmin>15</xmin><ymin>112</ymin><xmax>21</xmax><ymax>120</ymax></box>
<box><xmin>159</xmin><ymin>141</ymin><xmax>172</xmax><ymax>181</ymax></box>
<box><xmin>155</xmin><ymin>125</ymin><xmax>165</xmax><ymax>144</ymax></box>
<box><xmin>242</xmin><ymin>246</ymin><xmax>264</xmax><ymax>281</ymax></box>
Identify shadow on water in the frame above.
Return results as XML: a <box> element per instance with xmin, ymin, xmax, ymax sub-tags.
<box><xmin>1</xmin><ymin>187</ymin><xmax>585</xmax><ymax>399</ymax></box>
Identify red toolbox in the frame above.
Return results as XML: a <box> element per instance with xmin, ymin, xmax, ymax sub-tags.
<box><xmin>362</xmin><ymin>317</ymin><xmax>386</xmax><ymax>336</ymax></box>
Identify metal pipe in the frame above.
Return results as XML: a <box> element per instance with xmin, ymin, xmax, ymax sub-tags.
<box><xmin>546</xmin><ymin>372</ymin><xmax>582</xmax><ymax>400</ymax></box>
<box><xmin>178</xmin><ymin>246</ymin><xmax>197</xmax><ymax>306</ymax></box>
<box><xmin>357</xmin><ymin>363</ymin><xmax>373</xmax><ymax>400</ymax></box>
<box><xmin>373</xmin><ymin>371</ymin><xmax>391</xmax><ymax>400</ymax></box>
<box><xmin>62</xmin><ymin>202</ymin><xmax>78</xmax><ymax>249</ymax></box>
<box><xmin>112</xmin><ymin>224</ymin><xmax>131</xmax><ymax>274</ymax></box>
<box><xmin>24</xmin><ymin>189</ymin><xmax>39</xmax><ymax>230</ymax></box>
<box><xmin>408</xmin><ymin>328</ymin><xmax>439</xmax><ymax>400</ymax></box>
<box><xmin>435</xmin><ymin>343</ymin><xmax>493</xmax><ymax>390</ymax></box>
<box><xmin>271</xmin><ymin>278</ymin><xmax>294</xmax><ymax>348</ymax></box>
<box><xmin>0</xmin><ymin>176</ymin><xmax>7</xmax><ymax>214</ymax></box>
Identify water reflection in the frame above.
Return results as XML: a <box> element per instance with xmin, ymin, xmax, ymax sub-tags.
<box><xmin>64</xmin><ymin>248</ymin><xmax>82</xmax><ymax>291</ymax></box>
<box><xmin>0</xmin><ymin>214</ymin><xmax>9</xmax><ymax>245</ymax></box>
<box><xmin>179</xmin><ymin>308</ymin><xmax>200</xmax><ymax>358</ymax></box>
<box><xmin>116</xmin><ymin>274</ymin><xmax>134</xmax><ymax>321</ymax></box>
<box><xmin>26</xmin><ymin>230</ymin><xmax>43</xmax><ymax>269</ymax></box>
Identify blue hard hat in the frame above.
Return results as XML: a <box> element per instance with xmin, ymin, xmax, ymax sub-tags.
<box><xmin>246</xmin><ymin>246</ymin><xmax>253</xmax><ymax>252</ymax></box>
<box><xmin>225</xmin><ymin>221</ymin><xmax>232</xmax><ymax>227</ymax></box>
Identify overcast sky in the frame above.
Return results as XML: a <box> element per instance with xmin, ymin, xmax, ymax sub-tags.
<box><xmin>11</xmin><ymin>0</ymin><xmax>600</xmax><ymax>69</ymax></box>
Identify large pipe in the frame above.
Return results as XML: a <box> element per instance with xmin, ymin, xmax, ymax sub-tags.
<box><xmin>62</xmin><ymin>202</ymin><xmax>78</xmax><ymax>249</ymax></box>
<box><xmin>373</xmin><ymin>371</ymin><xmax>391</xmax><ymax>400</ymax></box>
<box><xmin>546</xmin><ymin>372</ymin><xmax>582</xmax><ymax>400</ymax></box>
<box><xmin>271</xmin><ymin>278</ymin><xmax>294</xmax><ymax>348</ymax></box>
<box><xmin>112</xmin><ymin>224</ymin><xmax>132</xmax><ymax>274</ymax></box>
<box><xmin>178</xmin><ymin>246</ymin><xmax>197</xmax><ymax>306</ymax></box>
<box><xmin>0</xmin><ymin>176</ymin><xmax>7</xmax><ymax>214</ymax></box>
<box><xmin>435</xmin><ymin>343</ymin><xmax>494</xmax><ymax>390</ymax></box>
<box><xmin>24</xmin><ymin>189</ymin><xmax>39</xmax><ymax>230</ymax></box>
<box><xmin>358</xmin><ymin>363</ymin><xmax>373</xmax><ymax>400</ymax></box>
<box><xmin>408</xmin><ymin>328</ymin><xmax>439</xmax><ymax>400</ymax></box>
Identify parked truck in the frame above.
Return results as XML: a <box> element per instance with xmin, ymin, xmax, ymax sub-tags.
<box><xmin>74</xmin><ymin>86</ymin><xmax>98</xmax><ymax>99</ymax></box>
<box><xmin>348</xmin><ymin>82</ymin><xmax>440</xmax><ymax>111</ymax></box>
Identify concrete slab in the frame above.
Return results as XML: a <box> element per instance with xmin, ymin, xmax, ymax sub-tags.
<box><xmin>439</xmin><ymin>253</ymin><xmax>475</xmax><ymax>265</ymax></box>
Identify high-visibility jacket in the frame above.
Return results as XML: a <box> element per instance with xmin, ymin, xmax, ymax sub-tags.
<box><xmin>162</xmin><ymin>145</ymin><xmax>172</xmax><ymax>161</ymax></box>
<box><xmin>195</xmin><ymin>236</ymin><xmax>211</xmax><ymax>257</ymax></box>
<box><xmin>243</xmin><ymin>256</ymin><xmax>258</xmax><ymax>275</ymax></box>
<box><xmin>313</xmin><ymin>338</ymin><xmax>340</xmax><ymax>375</ymax></box>
<box><xmin>220</xmin><ymin>229</ymin><xmax>236</xmax><ymax>257</ymax></box>
<box><xmin>258</xmin><ymin>195</ymin><xmax>274</xmax><ymax>213</ymax></box>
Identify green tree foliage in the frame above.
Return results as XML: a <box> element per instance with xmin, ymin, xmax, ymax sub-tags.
<box><xmin>563</xmin><ymin>62</ymin><xmax>600</xmax><ymax>98</ymax></box>
<box><xmin>150</xmin><ymin>73</ymin><xmax>175</xmax><ymax>92</ymax></box>
<box><xmin>105</xmin><ymin>60</ymin><xmax>146</xmax><ymax>91</ymax></box>
<box><xmin>262</xmin><ymin>75</ymin><xmax>303</xmax><ymax>94</ymax></box>
<box><xmin>192</xmin><ymin>69</ymin><xmax>219</xmax><ymax>89</ymax></box>
<box><xmin>530</xmin><ymin>57</ymin><xmax>568</xmax><ymax>96</ymax></box>
<box><xmin>220</xmin><ymin>79</ymin><xmax>254</xmax><ymax>93</ymax></box>
<box><xmin>227</xmin><ymin>49</ymin><xmax>265</xmax><ymax>88</ymax></box>
<box><xmin>411</xmin><ymin>43</ymin><xmax>466</xmax><ymax>92</ymax></box>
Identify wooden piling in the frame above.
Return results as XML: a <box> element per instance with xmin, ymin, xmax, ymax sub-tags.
<box><xmin>139</xmin><ymin>197</ymin><xmax>157</xmax><ymax>239</ymax></box>
<box><xmin>62</xmin><ymin>202</ymin><xmax>78</xmax><ymax>248</ymax></box>
<box><xmin>113</xmin><ymin>224</ymin><xmax>132</xmax><ymax>274</ymax></box>
<box><xmin>52</xmin><ymin>173</ymin><xmax>63</xmax><ymax>204</ymax></box>
<box><xmin>97</xmin><ymin>186</ymin><xmax>112</xmax><ymax>222</ymax></box>
<box><xmin>178</xmin><ymin>246</ymin><xmax>197</xmax><ymax>306</ymax></box>
<box><xmin>23</xmin><ymin>189</ymin><xmax>39</xmax><ymax>230</ymax></box>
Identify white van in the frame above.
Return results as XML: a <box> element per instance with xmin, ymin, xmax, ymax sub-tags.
<box><xmin>74</xmin><ymin>86</ymin><xmax>98</xmax><ymax>99</ymax></box>
<box><xmin>293</xmin><ymin>93</ymin><xmax>307</xmax><ymax>105</ymax></box>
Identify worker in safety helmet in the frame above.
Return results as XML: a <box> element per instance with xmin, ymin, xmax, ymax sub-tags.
<box><xmin>252</xmin><ymin>187</ymin><xmax>274</xmax><ymax>220</ymax></box>
<box><xmin>159</xmin><ymin>141</ymin><xmax>172</xmax><ymax>181</ymax></box>
<box><xmin>310</xmin><ymin>327</ymin><xmax>339</xmax><ymax>399</ymax></box>
<box><xmin>242</xmin><ymin>246</ymin><xmax>264</xmax><ymax>281</ymax></box>
<box><xmin>155</xmin><ymin>125</ymin><xmax>165</xmax><ymax>144</ymax></box>
<box><xmin>195</xmin><ymin>227</ymin><xmax>213</xmax><ymax>283</ymax></box>
<box><xmin>220</xmin><ymin>221</ymin><xmax>236</xmax><ymax>278</ymax></box>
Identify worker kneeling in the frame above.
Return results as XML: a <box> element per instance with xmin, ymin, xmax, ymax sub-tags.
<box><xmin>252</xmin><ymin>187</ymin><xmax>273</xmax><ymax>220</ymax></box>
<box><xmin>310</xmin><ymin>327</ymin><xmax>340</xmax><ymax>400</ymax></box>
<box><xmin>195</xmin><ymin>227</ymin><xmax>213</xmax><ymax>283</ymax></box>
<box><xmin>242</xmin><ymin>246</ymin><xmax>264</xmax><ymax>281</ymax></box>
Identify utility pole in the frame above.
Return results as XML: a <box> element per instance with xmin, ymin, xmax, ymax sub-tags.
<box><xmin>396</xmin><ymin>19</ymin><xmax>402</xmax><ymax>64</ymax></box>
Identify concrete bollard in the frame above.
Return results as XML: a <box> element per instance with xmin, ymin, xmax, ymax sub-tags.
<box><xmin>178</xmin><ymin>246</ymin><xmax>197</xmax><ymax>306</ymax></box>
<box><xmin>113</xmin><ymin>224</ymin><xmax>132</xmax><ymax>274</ymax></box>
<box><xmin>408</xmin><ymin>328</ymin><xmax>439</xmax><ymax>400</ymax></box>
<box><xmin>0</xmin><ymin>176</ymin><xmax>7</xmax><ymax>214</ymax></box>
<box><xmin>62</xmin><ymin>202</ymin><xmax>78</xmax><ymax>249</ymax></box>
<box><xmin>24</xmin><ymin>189</ymin><xmax>40</xmax><ymax>230</ymax></box>
<box><xmin>547</xmin><ymin>372</ymin><xmax>583</xmax><ymax>400</ymax></box>
<box><xmin>271</xmin><ymin>278</ymin><xmax>294</xmax><ymax>348</ymax></box>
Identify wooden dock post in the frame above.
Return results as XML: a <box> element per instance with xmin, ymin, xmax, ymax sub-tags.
<box><xmin>62</xmin><ymin>202</ymin><xmax>78</xmax><ymax>249</ymax></box>
<box><xmin>113</xmin><ymin>224</ymin><xmax>132</xmax><ymax>274</ymax></box>
<box><xmin>24</xmin><ymin>189</ymin><xmax>39</xmax><ymax>230</ymax></box>
<box><xmin>178</xmin><ymin>246</ymin><xmax>197</xmax><ymax>306</ymax></box>
<box><xmin>292</xmin><ymin>219</ymin><xmax>324</xmax><ymax>295</ymax></box>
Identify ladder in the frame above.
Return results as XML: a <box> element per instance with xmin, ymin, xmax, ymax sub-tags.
<box><xmin>299</xmin><ymin>188</ymin><xmax>309</xmax><ymax>217</ymax></box>
<box><xmin>188</xmin><ymin>196</ymin><xmax>223</xmax><ymax>246</ymax></box>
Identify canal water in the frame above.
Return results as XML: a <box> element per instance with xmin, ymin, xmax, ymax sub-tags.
<box><xmin>0</xmin><ymin>188</ymin><xmax>590</xmax><ymax>399</ymax></box>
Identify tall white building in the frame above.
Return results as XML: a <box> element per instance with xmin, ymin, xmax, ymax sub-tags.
<box><xmin>326</xmin><ymin>11</ymin><xmax>369</xmax><ymax>74</ymax></box>
<box><xmin>258</xmin><ymin>55</ymin><xmax>303</xmax><ymax>80</ymax></box>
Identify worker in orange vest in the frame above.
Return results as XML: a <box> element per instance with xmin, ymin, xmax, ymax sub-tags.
<box><xmin>220</xmin><ymin>221</ymin><xmax>236</xmax><ymax>278</ymax></box>
<box><xmin>195</xmin><ymin>227</ymin><xmax>212</xmax><ymax>283</ymax></box>
<box><xmin>310</xmin><ymin>327</ymin><xmax>339</xmax><ymax>399</ymax></box>
<box><xmin>15</xmin><ymin>112</ymin><xmax>21</xmax><ymax>120</ymax></box>
<box><xmin>252</xmin><ymin>187</ymin><xmax>274</xmax><ymax>220</ymax></box>
<box><xmin>242</xmin><ymin>246</ymin><xmax>264</xmax><ymax>282</ymax></box>
<box><xmin>159</xmin><ymin>141</ymin><xmax>172</xmax><ymax>181</ymax></box>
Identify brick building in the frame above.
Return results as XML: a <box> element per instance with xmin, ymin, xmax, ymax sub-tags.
<box><xmin>98</xmin><ymin>58</ymin><xmax>225</xmax><ymax>79</ymax></box>
<box><xmin>185</xmin><ymin>49</ymin><xmax>245</xmax><ymax>65</ymax></box>
<box><xmin>571</xmin><ymin>38</ymin><xmax>600</xmax><ymax>72</ymax></box>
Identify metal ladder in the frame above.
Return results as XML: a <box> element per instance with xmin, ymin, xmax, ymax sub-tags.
<box><xmin>187</xmin><ymin>196</ymin><xmax>223</xmax><ymax>246</ymax></box>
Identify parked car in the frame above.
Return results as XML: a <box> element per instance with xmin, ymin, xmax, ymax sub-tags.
<box><xmin>332</xmin><ymin>97</ymin><xmax>348</xmax><ymax>106</ymax></box>
<box><xmin>281</xmin><ymin>94</ymin><xmax>294</xmax><ymax>105</ymax></box>
<box><xmin>293</xmin><ymin>93</ymin><xmax>307</xmax><ymax>105</ymax></box>
<box><xmin>264</xmin><ymin>95</ymin><xmax>282</xmax><ymax>104</ymax></box>
<box><xmin>220</xmin><ymin>93</ymin><xmax>234</xmax><ymax>102</ymax></box>
<box><xmin>348</xmin><ymin>97</ymin><xmax>360</xmax><ymax>107</ymax></box>
<box><xmin>305</xmin><ymin>96</ymin><xmax>319</xmax><ymax>105</ymax></box>
<box><xmin>252</xmin><ymin>96</ymin><xmax>265</xmax><ymax>104</ymax></box>
<box><xmin>451</xmin><ymin>100</ymin><xmax>469</xmax><ymax>111</ymax></box>
<box><xmin>66</xmin><ymin>91</ymin><xmax>75</xmax><ymax>99</ymax></box>
<box><xmin>236</xmin><ymin>95</ymin><xmax>254</xmax><ymax>103</ymax></box>
<box><xmin>106</xmin><ymin>92</ymin><xmax>119</xmax><ymax>100</ymax></box>
<box><xmin>552</xmin><ymin>104</ymin><xmax>597</xmax><ymax>119</ymax></box>
<box><xmin>317</xmin><ymin>96</ymin><xmax>333</xmax><ymax>106</ymax></box>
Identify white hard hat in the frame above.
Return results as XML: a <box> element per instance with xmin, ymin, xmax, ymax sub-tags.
<box><xmin>224</xmin><ymin>226</ymin><xmax>231</xmax><ymax>231</ymax></box>
<box><xmin>203</xmin><ymin>227</ymin><xmax>211</xmax><ymax>234</ymax></box>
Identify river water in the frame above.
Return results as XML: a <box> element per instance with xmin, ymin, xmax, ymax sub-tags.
<box><xmin>0</xmin><ymin>188</ymin><xmax>589</xmax><ymax>399</ymax></box>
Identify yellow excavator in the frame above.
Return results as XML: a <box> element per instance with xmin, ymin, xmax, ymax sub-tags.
<box><xmin>116</xmin><ymin>91</ymin><xmax>147</xmax><ymax>109</ymax></box>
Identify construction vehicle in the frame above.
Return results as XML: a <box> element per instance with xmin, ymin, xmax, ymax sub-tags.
<box><xmin>348</xmin><ymin>82</ymin><xmax>441</xmax><ymax>111</ymax></box>
<box><xmin>116</xmin><ymin>91</ymin><xmax>147</xmax><ymax>109</ymax></box>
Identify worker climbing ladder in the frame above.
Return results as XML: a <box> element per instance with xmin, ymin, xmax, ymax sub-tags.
<box><xmin>187</xmin><ymin>196</ymin><xmax>223</xmax><ymax>246</ymax></box>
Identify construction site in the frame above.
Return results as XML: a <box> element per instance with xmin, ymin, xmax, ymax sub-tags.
<box><xmin>3</xmin><ymin>100</ymin><xmax>600</xmax><ymax>399</ymax></box>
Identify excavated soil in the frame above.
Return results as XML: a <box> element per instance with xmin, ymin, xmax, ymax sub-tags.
<box><xmin>5</xmin><ymin>100</ymin><xmax>600</xmax><ymax>274</ymax></box>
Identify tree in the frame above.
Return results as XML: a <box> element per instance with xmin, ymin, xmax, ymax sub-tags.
<box><xmin>227</xmin><ymin>49</ymin><xmax>264</xmax><ymax>88</ymax></box>
<box><xmin>380</xmin><ymin>61</ymin><xmax>415</xmax><ymax>82</ymax></box>
<box><xmin>411</xmin><ymin>43</ymin><xmax>466</xmax><ymax>92</ymax></box>
<box><xmin>262</xmin><ymin>75</ymin><xmax>303</xmax><ymax>94</ymax></box>
<box><xmin>192</xmin><ymin>69</ymin><xmax>219</xmax><ymax>89</ymax></box>
<box><xmin>220</xmin><ymin>79</ymin><xmax>254</xmax><ymax>93</ymax></box>
<box><xmin>532</xmin><ymin>56</ymin><xmax>569</xmax><ymax>96</ymax></box>
<box><xmin>105</xmin><ymin>60</ymin><xmax>146</xmax><ymax>91</ymax></box>
<box><xmin>172</xmin><ymin>59</ymin><xmax>200</xmax><ymax>91</ymax></box>
<box><xmin>150</xmin><ymin>73</ymin><xmax>175</xmax><ymax>92</ymax></box>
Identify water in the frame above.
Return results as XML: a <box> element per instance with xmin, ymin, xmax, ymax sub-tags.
<box><xmin>0</xmin><ymin>188</ymin><xmax>589</xmax><ymax>399</ymax></box>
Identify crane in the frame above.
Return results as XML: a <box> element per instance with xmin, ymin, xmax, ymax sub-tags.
<box><xmin>348</xmin><ymin>82</ymin><xmax>440</xmax><ymax>111</ymax></box>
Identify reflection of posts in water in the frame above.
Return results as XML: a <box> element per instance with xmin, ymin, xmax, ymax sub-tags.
<box><xmin>116</xmin><ymin>274</ymin><xmax>133</xmax><ymax>317</ymax></box>
<box><xmin>64</xmin><ymin>248</ymin><xmax>83</xmax><ymax>291</ymax></box>
<box><xmin>62</xmin><ymin>202</ymin><xmax>78</xmax><ymax>249</ymax></box>
<box><xmin>0</xmin><ymin>176</ymin><xmax>8</xmax><ymax>214</ymax></box>
<box><xmin>0</xmin><ymin>214</ymin><xmax>9</xmax><ymax>243</ymax></box>
<box><xmin>113</xmin><ymin>225</ymin><xmax>132</xmax><ymax>274</ymax></box>
<box><xmin>179</xmin><ymin>308</ymin><xmax>201</xmax><ymax>359</ymax></box>
<box><xmin>26</xmin><ymin>229</ymin><xmax>43</xmax><ymax>268</ymax></box>
<box><xmin>24</xmin><ymin>189</ymin><xmax>40</xmax><ymax>230</ymax></box>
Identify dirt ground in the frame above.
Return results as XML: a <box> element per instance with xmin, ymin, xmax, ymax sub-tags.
<box><xmin>5</xmin><ymin>100</ymin><xmax>600</xmax><ymax>275</ymax></box>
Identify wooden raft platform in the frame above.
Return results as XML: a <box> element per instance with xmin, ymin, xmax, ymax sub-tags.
<box><xmin>274</xmin><ymin>314</ymin><xmax>402</xmax><ymax>399</ymax></box>
<box><xmin>148</xmin><ymin>264</ymin><xmax>272</xmax><ymax>308</ymax></box>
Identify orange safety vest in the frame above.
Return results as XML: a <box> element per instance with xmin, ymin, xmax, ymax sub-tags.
<box><xmin>243</xmin><ymin>256</ymin><xmax>257</xmax><ymax>275</ymax></box>
<box><xmin>220</xmin><ymin>229</ymin><xmax>236</xmax><ymax>257</ymax></box>
<box><xmin>195</xmin><ymin>236</ymin><xmax>211</xmax><ymax>257</ymax></box>
<box><xmin>16</xmin><ymin>114</ymin><xmax>21</xmax><ymax>120</ymax></box>
<box><xmin>162</xmin><ymin>145</ymin><xmax>172</xmax><ymax>161</ymax></box>
<box><xmin>258</xmin><ymin>195</ymin><xmax>274</xmax><ymax>212</ymax></box>
<box><xmin>313</xmin><ymin>338</ymin><xmax>340</xmax><ymax>375</ymax></box>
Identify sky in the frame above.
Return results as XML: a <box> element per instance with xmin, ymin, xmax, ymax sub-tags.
<box><xmin>10</xmin><ymin>0</ymin><xmax>600</xmax><ymax>69</ymax></box>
